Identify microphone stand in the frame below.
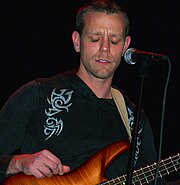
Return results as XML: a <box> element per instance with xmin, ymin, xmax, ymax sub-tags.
<box><xmin>126</xmin><ymin>60</ymin><xmax>149</xmax><ymax>185</ymax></box>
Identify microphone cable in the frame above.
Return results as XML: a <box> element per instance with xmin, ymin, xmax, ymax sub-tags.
<box><xmin>153</xmin><ymin>56</ymin><xmax>171</xmax><ymax>185</ymax></box>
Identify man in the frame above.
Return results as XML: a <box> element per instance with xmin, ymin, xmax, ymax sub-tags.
<box><xmin>0</xmin><ymin>0</ymin><xmax>166</xmax><ymax>184</ymax></box>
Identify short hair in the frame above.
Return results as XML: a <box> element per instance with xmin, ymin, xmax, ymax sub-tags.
<box><xmin>75</xmin><ymin>0</ymin><xmax>130</xmax><ymax>38</ymax></box>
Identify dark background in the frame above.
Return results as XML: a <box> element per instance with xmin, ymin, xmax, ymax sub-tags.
<box><xmin>1</xmin><ymin>0</ymin><xmax>180</xmax><ymax>182</ymax></box>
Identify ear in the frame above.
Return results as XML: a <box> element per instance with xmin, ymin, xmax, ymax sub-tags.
<box><xmin>122</xmin><ymin>36</ymin><xmax>131</xmax><ymax>55</ymax></box>
<box><xmin>72</xmin><ymin>31</ymin><xmax>80</xmax><ymax>52</ymax></box>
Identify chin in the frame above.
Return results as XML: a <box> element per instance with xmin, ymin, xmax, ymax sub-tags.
<box><xmin>94</xmin><ymin>71</ymin><xmax>113</xmax><ymax>79</ymax></box>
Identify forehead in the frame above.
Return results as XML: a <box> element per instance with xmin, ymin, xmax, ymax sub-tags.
<box><xmin>83</xmin><ymin>12</ymin><xmax>125</xmax><ymax>34</ymax></box>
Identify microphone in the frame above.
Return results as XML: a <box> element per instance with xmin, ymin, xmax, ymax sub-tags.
<box><xmin>124</xmin><ymin>48</ymin><xmax>168</xmax><ymax>65</ymax></box>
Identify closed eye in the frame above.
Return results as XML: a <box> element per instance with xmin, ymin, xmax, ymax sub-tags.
<box><xmin>111</xmin><ymin>41</ymin><xmax>118</xmax><ymax>45</ymax></box>
<box><xmin>91</xmin><ymin>39</ymin><xmax>99</xmax><ymax>42</ymax></box>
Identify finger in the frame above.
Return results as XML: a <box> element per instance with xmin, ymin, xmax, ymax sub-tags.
<box><xmin>40</xmin><ymin>150</ymin><xmax>64</xmax><ymax>175</ymax></box>
<box><xmin>47</xmin><ymin>163</ymin><xmax>59</xmax><ymax>175</ymax></box>
<box><xmin>40</xmin><ymin>157</ymin><xmax>60</xmax><ymax>176</ymax></box>
<box><xmin>32</xmin><ymin>169</ymin><xmax>45</xmax><ymax>179</ymax></box>
<box><xmin>29</xmin><ymin>159</ymin><xmax>54</xmax><ymax>178</ymax></box>
<box><xmin>62</xmin><ymin>165</ymin><xmax>70</xmax><ymax>174</ymax></box>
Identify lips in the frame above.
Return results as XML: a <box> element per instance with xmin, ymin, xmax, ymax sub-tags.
<box><xmin>97</xmin><ymin>59</ymin><xmax>111</xmax><ymax>63</ymax></box>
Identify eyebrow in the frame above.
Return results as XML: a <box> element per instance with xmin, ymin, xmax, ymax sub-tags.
<box><xmin>87</xmin><ymin>32</ymin><xmax>123</xmax><ymax>38</ymax></box>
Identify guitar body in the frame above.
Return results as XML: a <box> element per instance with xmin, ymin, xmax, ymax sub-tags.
<box><xmin>3</xmin><ymin>141</ymin><xmax>130</xmax><ymax>185</ymax></box>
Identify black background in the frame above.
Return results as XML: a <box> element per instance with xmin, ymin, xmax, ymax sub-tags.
<box><xmin>1</xmin><ymin>0</ymin><xmax>180</xmax><ymax>182</ymax></box>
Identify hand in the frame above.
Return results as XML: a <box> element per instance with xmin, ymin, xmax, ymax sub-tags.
<box><xmin>7</xmin><ymin>150</ymin><xmax>70</xmax><ymax>178</ymax></box>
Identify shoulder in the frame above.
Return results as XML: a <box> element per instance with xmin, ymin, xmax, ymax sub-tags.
<box><xmin>36</xmin><ymin>69</ymin><xmax>77</xmax><ymax>88</ymax></box>
<box><xmin>112</xmin><ymin>86</ymin><xmax>147</xmax><ymax>123</ymax></box>
<box><xmin>112</xmin><ymin>85</ymin><xmax>136</xmax><ymax>110</ymax></box>
<box><xmin>2</xmin><ymin>72</ymin><xmax>70</xmax><ymax>108</ymax></box>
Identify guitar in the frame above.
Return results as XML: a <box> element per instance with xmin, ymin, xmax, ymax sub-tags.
<box><xmin>2</xmin><ymin>141</ymin><xmax>180</xmax><ymax>185</ymax></box>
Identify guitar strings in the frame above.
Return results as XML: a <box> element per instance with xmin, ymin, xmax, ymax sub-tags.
<box><xmin>100</xmin><ymin>153</ymin><xmax>180</xmax><ymax>185</ymax></box>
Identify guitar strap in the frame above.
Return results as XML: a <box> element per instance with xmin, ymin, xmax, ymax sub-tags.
<box><xmin>111</xmin><ymin>87</ymin><xmax>132</xmax><ymax>142</ymax></box>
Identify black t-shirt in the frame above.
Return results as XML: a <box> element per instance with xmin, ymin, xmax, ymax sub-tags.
<box><xmin>0</xmin><ymin>70</ymin><xmax>166</xmax><ymax>184</ymax></box>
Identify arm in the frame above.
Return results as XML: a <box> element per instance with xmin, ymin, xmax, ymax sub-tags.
<box><xmin>0</xmin><ymin>80</ymin><xmax>39</xmax><ymax>181</ymax></box>
<box><xmin>0</xmin><ymin>80</ymin><xmax>70</xmax><ymax>181</ymax></box>
<box><xmin>6</xmin><ymin>150</ymin><xmax>70</xmax><ymax>178</ymax></box>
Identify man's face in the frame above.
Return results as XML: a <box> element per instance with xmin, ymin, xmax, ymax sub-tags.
<box><xmin>72</xmin><ymin>12</ymin><xmax>131</xmax><ymax>80</ymax></box>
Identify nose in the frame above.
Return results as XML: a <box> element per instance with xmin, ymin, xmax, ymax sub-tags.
<box><xmin>100</xmin><ymin>37</ymin><xmax>110</xmax><ymax>53</ymax></box>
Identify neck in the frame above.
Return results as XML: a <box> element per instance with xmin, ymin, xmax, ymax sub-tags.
<box><xmin>76</xmin><ymin>71</ymin><xmax>113</xmax><ymax>99</ymax></box>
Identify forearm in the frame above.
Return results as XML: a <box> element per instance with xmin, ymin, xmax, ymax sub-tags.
<box><xmin>6</xmin><ymin>155</ymin><xmax>23</xmax><ymax>176</ymax></box>
<box><xmin>0</xmin><ymin>156</ymin><xmax>14</xmax><ymax>182</ymax></box>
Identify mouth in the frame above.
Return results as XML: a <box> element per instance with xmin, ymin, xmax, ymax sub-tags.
<box><xmin>96</xmin><ymin>59</ymin><xmax>111</xmax><ymax>63</ymax></box>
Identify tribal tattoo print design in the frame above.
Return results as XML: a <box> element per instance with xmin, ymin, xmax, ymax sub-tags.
<box><xmin>127</xmin><ymin>107</ymin><xmax>143</xmax><ymax>166</ymax></box>
<box><xmin>44</xmin><ymin>88</ymin><xmax>73</xmax><ymax>140</ymax></box>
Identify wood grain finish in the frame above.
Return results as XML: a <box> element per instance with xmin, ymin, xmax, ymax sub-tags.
<box><xmin>3</xmin><ymin>141</ymin><xmax>130</xmax><ymax>185</ymax></box>
<box><xmin>3</xmin><ymin>141</ymin><xmax>179</xmax><ymax>185</ymax></box>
